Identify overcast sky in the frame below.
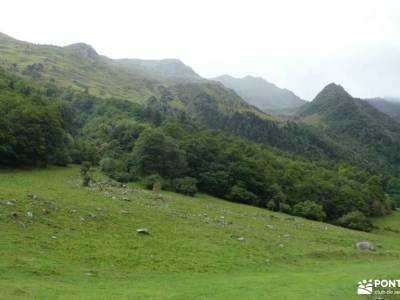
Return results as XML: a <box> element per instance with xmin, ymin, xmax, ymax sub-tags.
<box><xmin>1</xmin><ymin>0</ymin><xmax>399</xmax><ymax>100</ymax></box>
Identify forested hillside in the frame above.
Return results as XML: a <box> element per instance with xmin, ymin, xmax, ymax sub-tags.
<box><xmin>2</xmin><ymin>33</ymin><xmax>400</xmax><ymax>231</ymax></box>
<box><xmin>297</xmin><ymin>83</ymin><xmax>400</xmax><ymax>175</ymax></box>
<box><xmin>1</xmin><ymin>68</ymin><xmax>399</xmax><ymax>231</ymax></box>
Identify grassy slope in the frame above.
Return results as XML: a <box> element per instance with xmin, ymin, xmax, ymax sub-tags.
<box><xmin>0</xmin><ymin>166</ymin><xmax>399</xmax><ymax>299</ymax></box>
<box><xmin>0</xmin><ymin>34</ymin><xmax>271</xmax><ymax>121</ymax></box>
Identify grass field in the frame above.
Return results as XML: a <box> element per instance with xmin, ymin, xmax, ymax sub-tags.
<box><xmin>1</xmin><ymin>166</ymin><xmax>400</xmax><ymax>299</ymax></box>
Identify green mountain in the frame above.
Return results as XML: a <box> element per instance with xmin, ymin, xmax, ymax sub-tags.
<box><xmin>213</xmin><ymin>74</ymin><xmax>306</xmax><ymax>115</ymax></box>
<box><xmin>365</xmin><ymin>97</ymin><xmax>400</xmax><ymax>121</ymax></box>
<box><xmin>297</xmin><ymin>83</ymin><xmax>400</xmax><ymax>174</ymax></box>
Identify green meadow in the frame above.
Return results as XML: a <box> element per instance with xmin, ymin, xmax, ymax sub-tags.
<box><xmin>1</xmin><ymin>166</ymin><xmax>399</xmax><ymax>299</ymax></box>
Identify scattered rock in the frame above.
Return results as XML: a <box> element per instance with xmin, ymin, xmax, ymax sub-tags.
<box><xmin>26</xmin><ymin>211</ymin><xmax>33</xmax><ymax>218</ymax></box>
<box><xmin>6</xmin><ymin>200</ymin><xmax>15</xmax><ymax>206</ymax></box>
<box><xmin>69</xmin><ymin>208</ymin><xmax>77</xmax><ymax>214</ymax></box>
<box><xmin>50</xmin><ymin>235</ymin><xmax>57</xmax><ymax>240</ymax></box>
<box><xmin>237</xmin><ymin>237</ymin><xmax>245</xmax><ymax>241</ymax></box>
<box><xmin>356</xmin><ymin>241</ymin><xmax>375</xmax><ymax>251</ymax></box>
<box><xmin>120</xmin><ymin>210</ymin><xmax>129</xmax><ymax>214</ymax></box>
<box><xmin>136</xmin><ymin>228</ymin><xmax>150</xmax><ymax>235</ymax></box>
<box><xmin>266</xmin><ymin>224</ymin><xmax>274</xmax><ymax>229</ymax></box>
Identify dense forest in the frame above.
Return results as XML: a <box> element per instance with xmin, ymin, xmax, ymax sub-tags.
<box><xmin>1</xmin><ymin>68</ymin><xmax>399</xmax><ymax>232</ymax></box>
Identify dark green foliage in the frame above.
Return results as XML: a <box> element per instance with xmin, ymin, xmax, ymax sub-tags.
<box><xmin>80</xmin><ymin>161</ymin><xmax>91</xmax><ymax>187</ymax></box>
<box><xmin>142</xmin><ymin>174</ymin><xmax>165</xmax><ymax>190</ymax></box>
<box><xmin>0</xmin><ymin>70</ymin><xmax>69</xmax><ymax>166</ymax></box>
<box><xmin>338</xmin><ymin>211</ymin><xmax>373</xmax><ymax>232</ymax></box>
<box><xmin>228</xmin><ymin>185</ymin><xmax>259</xmax><ymax>205</ymax></box>
<box><xmin>293</xmin><ymin>201</ymin><xmax>326</xmax><ymax>221</ymax></box>
<box><xmin>100</xmin><ymin>157</ymin><xmax>132</xmax><ymax>182</ymax></box>
<box><xmin>171</xmin><ymin>177</ymin><xmax>197</xmax><ymax>196</ymax></box>
<box><xmin>132</xmin><ymin>128</ymin><xmax>187</xmax><ymax>179</ymax></box>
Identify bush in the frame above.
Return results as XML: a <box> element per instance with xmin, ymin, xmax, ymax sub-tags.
<box><xmin>100</xmin><ymin>157</ymin><xmax>133</xmax><ymax>182</ymax></box>
<box><xmin>279</xmin><ymin>202</ymin><xmax>292</xmax><ymax>214</ymax></box>
<box><xmin>338</xmin><ymin>211</ymin><xmax>373</xmax><ymax>232</ymax></box>
<box><xmin>266</xmin><ymin>199</ymin><xmax>277</xmax><ymax>211</ymax></box>
<box><xmin>227</xmin><ymin>185</ymin><xmax>259</xmax><ymax>205</ymax></box>
<box><xmin>142</xmin><ymin>174</ymin><xmax>165</xmax><ymax>190</ymax></box>
<box><xmin>172</xmin><ymin>177</ymin><xmax>198</xmax><ymax>196</ymax></box>
<box><xmin>293</xmin><ymin>201</ymin><xmax>326</xmax><ymax>221</ymax></box>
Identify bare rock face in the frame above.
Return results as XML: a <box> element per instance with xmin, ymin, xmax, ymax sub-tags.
<box><xmin>356</xmin><ymin>241</ymin><xmax>375</xmax><ymax>251</ymax></box>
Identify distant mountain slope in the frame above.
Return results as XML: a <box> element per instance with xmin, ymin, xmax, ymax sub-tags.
<box><xmin>0</xmin><ymin>32</ymin><xmax>202</xmax><ymax>102</ymax></box>
<box><xmin>365</xmin><ymin>98</ymin><xmax>400</xmax><ymax>121</ymax></box>
<box><xmin>297</xmin><ymin>83</ymin><xmax>400</xmax><ymax>174</ymax></box>
<box><xmin>213</xmin><ymin>74</ymin><xmax>306</xmax><ymax>114</ymax></box>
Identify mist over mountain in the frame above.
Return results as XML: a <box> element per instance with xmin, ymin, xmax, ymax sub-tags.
<box><xmin>365</xmin><ymin>97</ymin><xmax>400</xmax><ymax>121</ymax></box>
<box><xmin>213</xmin><ymin>74</ymin><xmax>306</xmax><ymax>115</ymax></box>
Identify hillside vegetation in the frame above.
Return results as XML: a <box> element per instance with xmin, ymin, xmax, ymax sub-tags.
<box><xmin>1</xmin><ymin>166</ymin><xmax>400</xmax><ymax>299</ymax></box>
<box><xmin>297</xmin><ymin>83</ymin><xmax>400</xmax><ymax>175</ymax></box>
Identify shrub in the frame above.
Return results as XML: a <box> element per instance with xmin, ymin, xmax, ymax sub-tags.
<box><xmin>172</xmin><ymin>177</ymin><xmax>198</xmax><ymax>196</ymax></box>
<box><xmin>227</xmin><ymin>185</ymin><xmax>259</xmax><ymax>205</ymax></box>
<box><xmin>266</xmin><ymin>199</ymin><xmax>277</xmax><ymax>211</ymax></box>
<box><xmin>142</xmin><ymin>174</ymin><xmax>165</xmax><ymax>190</ymax></box>
<box><xmin>279</xmin><ymin>202</ymin><xmax>292</xmax><ymax>214</ymax></box>
<box><xmin>80</xmin><ymin>161</ymin><xmax>91</xmax><ymax>187</ymax></box>
<box><xmin>338</xmin><ymin>211</ymin><xmax>373</xmax><ymax>232</ymax></box>
<box><xmin>293</xmin><ymin>200</ymin><xmax>326</xmax><ymax>221</ymax></box>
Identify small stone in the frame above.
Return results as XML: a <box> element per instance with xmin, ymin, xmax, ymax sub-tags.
<box><xmin>266</xmin><ymin>224</ymin><xmax>274</xmax><ymax>229</ymax></box>
<box><xmin>50</xmin><ymin>235</ymin><xmax>57</xmax><ymax>239</ymax></box>
<box><xmin>6</xmin><ymin>201</ymin><xmax>15</xmax><ymax>206</ymax></box>
<box><xmin>27</xmin><ymin>211</ymin><xmax>33</xmax><ymax>218</ymax></box>
<box><xmin>69</xmin><ymin>209</ymin><xmax>77</xmax><ymax>214</ymax></box>
<box><xmin>237</xmin><ymin>237</ymin><xmax>245</xmax><ymax>241</ymax></box>
<box><xmin>120</xmin><ymin>210</ymin><xmax>129</xmax><ymax>214</ymax></box>
<box><xmin>136</xmin><ymin>228</ymin><xmax>150</xmax><ymax>235</ymax></box>
<box><xmin>356</xmin><ymin>241</ymin><xmax>375</xmax><ymax>251</ymax></box>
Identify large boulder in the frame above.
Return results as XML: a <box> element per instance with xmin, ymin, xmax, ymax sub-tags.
<box><xmin>356</xmin><ymin>241</ymin><xmax>375</xmax><ymax>251</ymax></box>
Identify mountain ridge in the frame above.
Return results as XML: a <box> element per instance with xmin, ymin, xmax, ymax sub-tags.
<box><xmin>213</xmin><ymin>74</ymin><xmax>306</xmax><ymax>115</ymax></box>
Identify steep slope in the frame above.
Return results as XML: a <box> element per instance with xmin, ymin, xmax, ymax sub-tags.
<box><xmin>213</xmin><ymin>74</ymin><xmax>306</xmax><ymax>114</ymax></box>
<box><xmin>365</xmin><ymin>98</ymin><xmax>400</xmax><ymax>121</ymax></box>
<box><xmin>297</xmin><ymin>83</ymin><xmax>400</xmax><ymax>174</ymax></box>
